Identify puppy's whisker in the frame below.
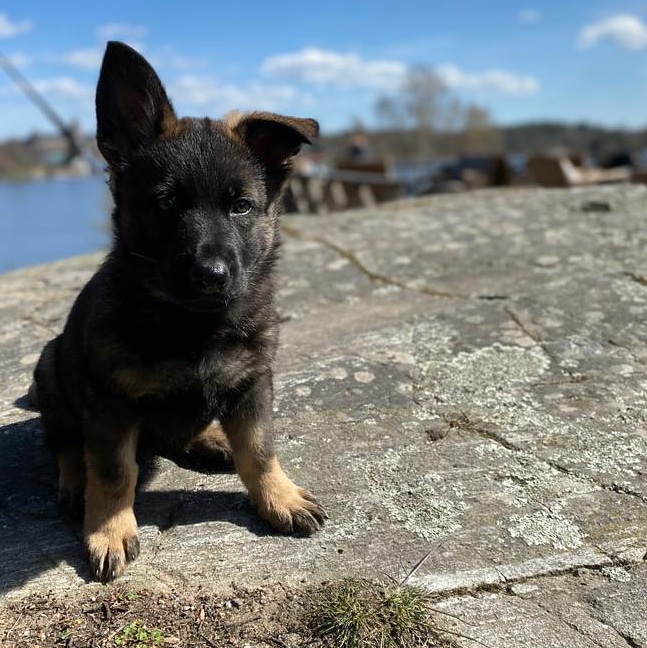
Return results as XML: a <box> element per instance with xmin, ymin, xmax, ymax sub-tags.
<box><xmin>129</xmin><ymin>251</ymin><xmax>159</xmax><ymax>265</ymax></box>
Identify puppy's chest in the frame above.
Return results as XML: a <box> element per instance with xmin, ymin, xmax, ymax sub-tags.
<box><xmin>110</xmin><ymin>336</ymin><xmax>265</xmax><ymax>399</ymax></box>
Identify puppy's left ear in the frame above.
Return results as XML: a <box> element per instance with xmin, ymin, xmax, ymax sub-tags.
<box><xmin>232</xmin><ymin>111</ymin><xmax>319</xmax><ymax>179</ymax></box>
<box><xmin>96</xmin><ymin>41</ymin><xmax>176</xmax><ymax>167</ymax></box>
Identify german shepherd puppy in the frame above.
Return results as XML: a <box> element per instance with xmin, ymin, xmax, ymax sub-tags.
<box><xmin>31</xmin><ymin>41</ymin><xmax>325</xmax><ymax>583</ymax></box>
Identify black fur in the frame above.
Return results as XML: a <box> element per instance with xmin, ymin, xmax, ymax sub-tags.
<box><xmin>31</xmin><ymin>42</ymin><xmax>324</xmax><ymax>582</ymax></box>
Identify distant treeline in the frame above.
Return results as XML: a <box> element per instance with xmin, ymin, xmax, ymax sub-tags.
<box><xmin>319</xmin><ymin>122</ymin><xmax>647</xmax><ymax>164</ymax></box>
<box><xmin>503</xmin><ymin>122</ymin><xmax>647</xmax><ymax>161</ymax></box>
<box><xmin>3</xmin><ymin>120</ymin><xmax>647</xmax><ymax>181</ymax></box>
<box><xmin>321</xmin><ymin>65</ymin><xmax>647</xmax><ymax>165</ymax></box>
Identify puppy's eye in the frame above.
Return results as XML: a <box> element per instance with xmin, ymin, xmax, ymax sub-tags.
<box><xmin>158</xmin><ymin>195</ymin><xmax>175</xmax><ymax>210</ymax></box>
<box><xmin>230</xmin><ymin>198</ymin><xmax>254</xmax><ymax>216</ymax></box>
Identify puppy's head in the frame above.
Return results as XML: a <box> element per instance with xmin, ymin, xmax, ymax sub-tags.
<box><xmin>96</xmin><ymin>41</ymin><xmax>318</xmax><ymax>312</ymax></box>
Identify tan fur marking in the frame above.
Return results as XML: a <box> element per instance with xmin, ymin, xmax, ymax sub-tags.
<box><xmin>262</xmin><ymin>218</ymin><xmax>278</xmax><ymax>248</ymax></box>
<box><xmin>160</xmin><ymin>115</ymin><xmax>198</xmax><ymax>138</ymax></box>
<box><xmin>246</xmin><ymin>456</ymin><xmax>319</xmax><ymax>529</ymax></box>
<box><xmin>159</xmin><ymin>110</ymin><xmax>182</xmax><ymax>137</ymax></box>
<box><xmin>228</xmin><ymin>424</ymin><xmax>321</xmax><ymax>532</ymax></box>
<box><xmin>108</xmin><ymin>341</ymin><xmax>264</xmax><ymax>399</ymax></box>
<box><xmin>221</xmin><ymin>110</ymin><xmax>245</xmax><ymax>135</ymax></box>
<box><xmin>113</xmin><ymin>361</ymin><xmax>193</xmax><ymax>398</ymax></box>
<box><xmin>221</xmin><ymin>110</ymin><xmax>318</xmax><ymax>148</ymax></box>
<box><xmin>84</xmin><ymin>430</ymin><xmax>139</xmax><ymax>581</ymax></box>
<box><xmin>186</xmin><ymin>422</ymin><xmax>231</xmax><ymax>455</ymax></box>
<box><xmin>98</xmin><ymin>340</ymin><xmax>194</xmax><ymax>398</ymax></box>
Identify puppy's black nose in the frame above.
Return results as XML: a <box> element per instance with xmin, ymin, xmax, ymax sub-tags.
<box><xmin>189</xmin><ymin>260</ymin><xmax>230</xmax><ymax>293</ymax></box>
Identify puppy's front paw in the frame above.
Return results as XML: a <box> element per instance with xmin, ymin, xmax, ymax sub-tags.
<box><xmin>85</xmin><ymin>510</ymin><xmax>140</xmax><ymax>583</ymax></box>
<box><xmin>251</xmin><ymin>464</ymin><xmax>326</xmax><ymax>534</ymax></box>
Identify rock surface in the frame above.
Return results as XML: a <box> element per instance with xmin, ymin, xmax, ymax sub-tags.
<box><xmin>1</xmin><ymin>186</ymin><xmax>647</xmax><ymax>646</ymax></box>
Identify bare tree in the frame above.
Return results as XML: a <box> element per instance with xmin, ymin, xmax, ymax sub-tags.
<box><xmin>375</xmin><ymin>95</ymin><xmax>403</xmax><ymax>131</ymax></box>
<box><xmin>374</xmin><ymin>66</ymin><xmax>502</xmax><ymax>158</ymax></box>
<box><xmin>403</xmin><ymin>67</ymin><xmax>463</xmax><ymax>132</ymax></box>
<box><xmin>459</xmin><ymin>104</ymin><xmax>503</xmax><ymax>154</ymax></box>
<box><xmin>375</xmin><ymin>66</ymin><xmax>460</xmax><ymax>156</ymax></box>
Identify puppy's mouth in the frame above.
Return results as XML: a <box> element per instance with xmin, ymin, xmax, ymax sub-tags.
<box><xmin>172</xmin><ymin>293</ymin><xmax>239</xmax><ymax>313</ymax></box>
<box><xmin>141</xmin><ymin>259</ymin><xmax>250</xmax><ymax>313</ymax></box>
<box><xmin>171</xmin><ymin>276</ymin><xmax>250</xmax><ymax>313</ymax></box>
<box><xmin>141</xmin><ymin>276</ymin><xmax>242</xmax><ymax>313</ymax></box>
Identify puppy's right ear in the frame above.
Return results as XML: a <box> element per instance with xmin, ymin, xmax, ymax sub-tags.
<box><xmin>96</xmin><ymin>41</ymin><xmax>176</xmax><ymax>167</ymax></box>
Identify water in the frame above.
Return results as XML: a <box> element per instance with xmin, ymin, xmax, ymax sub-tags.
<box><xmin>0</xmin><ymin>176</ymin><xmax>112</xmax><ymax>274</ymax></box>
<box><xmin>393</xmin><ymin>159</ymin><xmax>451</xmax><ymax>194</ymax></box>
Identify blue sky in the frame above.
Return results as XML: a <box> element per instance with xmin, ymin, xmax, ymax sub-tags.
<box><xmin>1</xmin><ymin>0</ymin><xmax>646</xmax><ymax>139</ymax></box>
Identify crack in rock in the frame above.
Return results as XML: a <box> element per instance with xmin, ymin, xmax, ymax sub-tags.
<box><xmin>283</xmin><ymin>225</ymin><xmax>509</xmax><ymax>301</ymax></box>
<box><xmin>414</xmin><ymin>548</ymin><xmax>614</xmax><ymax>597</ymax></box>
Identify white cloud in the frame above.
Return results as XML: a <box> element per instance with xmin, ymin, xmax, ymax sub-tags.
<box><xmin>437</xmin><ymin>63</ymin><xmax>540</xmax><ymax>95</ymax></box>
<box><xmin>262</xmin><ymin>48</ymin><xmax>539</xmax><ymax>98</ymax></box>
<box><xmin>95</xmin><ymin>23</ymin><xmax>148</xmax><ymax>41</ymax></box>
<box><xmin>32</xmin><ymin>77</ymin><xmax>94</xmax><ymax>102</ymax></box>
<box><xmin>148</xmin><ymin>47</ymin><xmax>209</xmax><ymax>72</ymax></box>
<box><xmin>0</xmin><ymin>13</ymin><xmax>33</xmax><ymax>38</ymax></box>
<box><xmin>170</xmin><ymin>75</ymin><xmax>310</xmax><ymax>114</ymax></box>
<box><xmin>262</xmin><ymin>48</ymin><xmax>406</xmax><ymax>89</ymax></box>
<box><xmin>518</xmin><ymin>9</ymin><xmax>541</xmax><ymax>24</ymax></box>
<box><xmin>578</xmin><ymin>14</ymin><xmax>647</xmax><ymax>50</ymax></box>
<box><xmin>4</xmin><ymin>52</ymin><xmax>31</xmax><ymax>68</ymax></box>
<box><xmin>58</xmin><ymin>48</ymin><xmax>103</xmax><ymax>70</ymax></box>
<box><xmin>57</xmin><ymin>43</ymin><xmax>150</xmax><ymax>70</ymax></box>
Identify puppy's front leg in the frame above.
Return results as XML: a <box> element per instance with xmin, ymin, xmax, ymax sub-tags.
<box><xmin>221</xmin><ymin>373</ymin><xmax>325</xmax><ymax>534</ymax></box>
<box><xmin>83</xmin><ymin>399</ymin><xmax>140</xmax><ymax>583</ymax></box>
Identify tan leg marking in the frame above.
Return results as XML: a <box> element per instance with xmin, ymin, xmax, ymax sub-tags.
<box><xmin>176</xmin><ymin>421</ymin><xmax>234</xmax><ymax>472</ymax></box>
<box><xmin>57</xmin><ymin>447</ymin><xmax>85</xmax><ymax>519</ymax></box>
<box><xmin>230</xmin><ymin>423</ymin><xmax>325</xmax><ymax>534</ymax></box>
<box><xmin>84</xmin><ymin>431</ymin><xmax>139</xmax><ymax>583</ymax></box>
<box><xmin>186</xmin><ymin>422</ymin><xmax>232</xmax><ymax>456</ymax></box>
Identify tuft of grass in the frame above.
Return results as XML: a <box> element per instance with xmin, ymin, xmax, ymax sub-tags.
<box><xmin>114</xmin><ymin>619</ymin><xmax>164</xmax><ymax>647</ymax></box>
<box><xmin>312</xmin><ymin>578</ymin><xmax>446</xmax><ymax>648</ymax></box>
<box><xmin>56</xmin><ymin>616</ymin><xmax>84</xmax><ymax>642</ymax></box>
<box><xmin>116</xmin><ymin>589</ymin><xmax>140</xmax><ymax>603</ymax></box>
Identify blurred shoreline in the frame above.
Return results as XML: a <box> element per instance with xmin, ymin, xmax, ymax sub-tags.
<box><xmin>2</xmin><ymin>120</ymin><xmax>647</xmax><ymax>182</ymax></box>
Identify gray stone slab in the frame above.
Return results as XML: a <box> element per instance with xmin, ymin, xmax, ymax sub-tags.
<box><xmin>1</xmin><ymin>186</ymin><xmax>647</xmax><ymax>646</ymax></box>
<box><xmin>435</xmin><ymin>565</ymin><xmax>647</xmax><ymax>647</ymax></box>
